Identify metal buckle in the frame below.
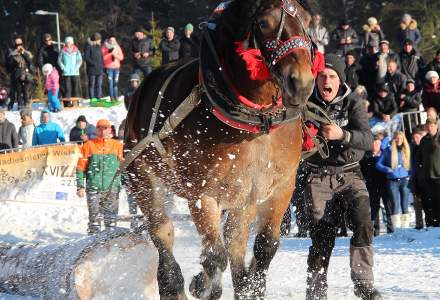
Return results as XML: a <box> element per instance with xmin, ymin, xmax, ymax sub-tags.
<box><xmin>282</xmin><ymin>0</ymin><xmax>297</xmax><ymax>18</ymax></box>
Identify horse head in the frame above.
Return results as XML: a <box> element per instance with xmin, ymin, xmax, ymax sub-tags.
<box><xmin>223</xmin><ymin>0</ymin><xmax>316</xmax><ymax>110</ymax></box>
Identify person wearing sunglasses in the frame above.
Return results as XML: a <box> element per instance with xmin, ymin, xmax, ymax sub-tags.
<box><xmin>76</xmin><ymin>119</ymin><xmax>124</xmax><ymax>234</ymax></box>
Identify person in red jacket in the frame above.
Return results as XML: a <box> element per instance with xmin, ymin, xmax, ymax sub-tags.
<box><xmin>102</xmin><ymin>34</ymin><xmax>124</xmax><ymax>101</ymax></box>
<box><xmin>422</xmin><ymin>71</ymin><xmax>440</xmax><ymax>112</ymax></box>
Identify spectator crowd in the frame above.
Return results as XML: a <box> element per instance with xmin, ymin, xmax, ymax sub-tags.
<box><xmin>0</xmin><ymin>12</ymin><xmax>439</xmax><ymax>235</ymax></box>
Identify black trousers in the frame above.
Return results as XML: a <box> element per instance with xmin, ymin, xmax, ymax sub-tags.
<box><xmin>422</xmin><ymin>179</ymin><xmax>440</xmax><ymax>227</ymax></box>
<box><xmin>304</xmin><ymin>170</ymin><xmax>374</xmax><ymax>299</ymax></box>
<box><xmin>367</xmin><ymin>181</ymin><xmax>393</xmax><ymax>233</ymax></box>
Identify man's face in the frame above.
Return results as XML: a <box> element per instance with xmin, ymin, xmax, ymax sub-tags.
<box><xmin>378</xmin><ymin>90</ymin><xmax>388</xmax><ymax>98</ymax></box>
<box><xmin>78</xmin><ymin>121</ymin><xmax>87</xmax><ymax>130</ymax></box>
<box><xmin>379</xmin><ymin>43</ymin><xmax>389</xmax><ymax>53</ymax></box>
<box><xmin>313</xmin><ymin>15</ymin><xmax>321</xmax><ymax>26</ymax></box>
<box><xmin>345</xmin><ymin>55</ymin><xmax>355</xmax><ymax>66</ymax></box>
<box><xmin>96</xmin><ymin>126</ymin><xmax>112</xmax><ymax>138</ymax></box>
<box><xmin>317</xmin><ymin>68</ymin><xmax>340</xmax><ymax>103</ymax></box>
<box><xmin>372</xmin><ymin>139</ymin><xmax>381</xmax><ymax>153</ymax></box>
<box><xmin>342</xmin><ymin>24</ymin><xmax>349</xmax><ymax>30</ymax></box>
<box><xmin>412</xmin><ymin>133</ymin><xmax>423</xmax><ymax>145</ymax></box>
<box><xmin>406</xmin><ymin>82</ymin><xmax>415</xmax><ymax>92</ymax></box>
<box><xmin>130</xmin><ymin>80</ymin><xmax>140</xmax><ymax>89</ymax></box>
<box><xmin>166</xmin><ymin>29</ymin><xmax>174</xmax><ymax>40</ymax></box>
<box><xmin>45</xmin><ymin>38</ymin><xmax>52</xmax><ymax>46</ymax></box>
<box><xmin>427</xmin><ymin>108</ymin><xmax>438</xmax><ymax>120</ymax></box>
<box><xmin>42</xmin><ymin>113</ymin><xmax>50</xmax><ymax>124</ymax></box>
<box><xmin>403</xmin><ymin>44</ymin><xmax>413</xmax><ymax>53</ymax></box>
<box><xmin>428</xmin><ymin>123</ymin><xmax>438</xmax><ymax>137</ymax></box>
<box><xmin>184</xmin><ymin>29</ymin><xmax>192</xmax><ymax>37</ymax></box>
<box><xmin>21</xmin><ymin>115</ymin><xmax>32</xmax><ymax>125</ymax></box>
<box><xmin>134</xmin><ymin>32</ymin><xmax>144</xmax><ymax>40</ymax></box>
<box><xmin>387</xmin><ymin>61</ymin><xmax>397</xmax><ymax>74</ymax></box>
<box><xmin>15</xmin><ymin>38</ymin><xmax>23</xmax><ymax>49</ymax></box>
<box><xmin>436</xmin><ymin>54</ymin><xmax>440</xmax><ymax>62</ymax></box>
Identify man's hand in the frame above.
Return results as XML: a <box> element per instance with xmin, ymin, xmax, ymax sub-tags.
<box><xmin>77</xmin><ymin>188</ymin><xmax>86</xmax><ymax>198</ymax></box>
<box><xmin>134</xmin><ymin>52</ymin><xmax>141</xmax><ymax>59</ymax></box>
<box><xmin>340</xmin><ymin>38</ymin><xmax>346</xmax><ymax>44</ymax></box>
<box><xmin>80</xmin><ymin>134</ymin><xmax>88</xmax><ymax>142</ymax></box>
<box><xmin>142</xmin><ymin>52</ymin><xmax>149</xmax><ymax>58</ymax></box>
<box><xmin>321</xmin><ymin>124</ymin><xmax>344</xmax><ymax>140</ymax></box>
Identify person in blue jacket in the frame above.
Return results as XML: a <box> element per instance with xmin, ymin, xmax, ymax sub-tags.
<box><xmin>32</xmin><ymin>109</ymin><xmax>65</xmax><ymax>146</ymax></box>
<box><xmin>376</xmin><ymin>131</ymin><xmax>411</xmax><ymax>230</ymax></box>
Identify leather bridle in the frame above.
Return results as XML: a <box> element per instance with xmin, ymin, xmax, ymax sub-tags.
<box><xmin>253</xmin><ymin>0</ymin><xmax>315</xmax><ymax>68</ymax></box>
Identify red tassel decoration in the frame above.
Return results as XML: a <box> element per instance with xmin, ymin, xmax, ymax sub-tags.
<box><xmin>235</xmin><ymin>41</ymin><xmax>272</xmax><ymax>81</ymax></box>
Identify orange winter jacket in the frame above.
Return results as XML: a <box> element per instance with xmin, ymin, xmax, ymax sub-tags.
<box><xmin>76</xmin><ymin>137</ymin><xmax>124</xmax><ymax>192</ymax></box>
<box><xmin>101</xmin><ymin>43</ymin><xmax>124</xmax><ymax>69</ymax></box>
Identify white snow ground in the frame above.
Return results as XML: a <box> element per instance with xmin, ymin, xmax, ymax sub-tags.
<box><xmin>1</xmin><ymin>105</ymin><xmax>440</xmax><ymax>299</ymax></box>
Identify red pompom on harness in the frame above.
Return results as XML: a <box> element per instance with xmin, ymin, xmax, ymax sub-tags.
<box><xmin>235</xmin><ymin>41</ymin><xmax>272</xmax><ymax>81</ymax></box>
<box><xmin>302</xmin><ymin>121</ymin><xmax>319</xmax><ymax>151</ymax></box>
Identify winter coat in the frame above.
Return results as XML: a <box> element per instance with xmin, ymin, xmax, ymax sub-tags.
<box><xmin>0</xmin><ymin>120</ymin><xmax>18</xmax><ymax>149</ymax></box>
<box><xmin>18</xmin><ymin>124</ymin><xmax>34</xmax><ymax>148</ymax></box>
<box><xmin>422</xmin><ymin>81</ymin><xmax>440</xmax><ymax>112</ymax></box>
<box><xmin>330</xmin><ymin>26</ymin><xmax>359</xmax><ymax>56</ymax></box>
<box><xmin>362</xmin><ymin>24</ymin><xmax>385</xmax><ymax>48</ymax></box>
<box><xmin>45</xmin><ymin>68</ymin><xmax>60</xmax><ymax>95</ymax></box>
<box><xmin>101</xmin><ymin>41</ymin><xmax>124</xmax><ymax>69</ymax></box>
<box><xmin>37</xmin><ymin>44</ymin><xmax>59</xmax><ymax>69</ymax></box>
<box><xmin>159</xmin><ymin>38</ymin><xmax>180</xmax><ymax>65</ymax></box>
<box><xmin>399</xmin><ymin>20</ymin><xmax>421</xmax><ymax>48</ymax></box>
<box><xmin>6</xmin><ymin>48</ymin><xmax>35</xmax><ymax>82</ymax></box>
<box><xmin>76</xmin><ymin>137</ymin><xmax>123</xmax><ymax>192</ymax></box>
<box><xmin>360</xmin><ymin>151</ymin><xmax>387</xmax><ymax>190</ymax></box>
<box><xmin>306</xmin><ymin>83</ymin><xmax>373</xmax><ymax>166</ymax></box>
<box><xmin>376</xmin><ymin>147</ymin><xmax>410</xmax><ymax>180</ymax></box>
<box><xmin>84</xmin><ymin>38</ymin><xmax>104</xmax><ymax>76</ymax></box>
<box><xmin>371</xmin><ymin>93</ymin><xmax>398</xmax><ymax>118</ymax></box>
<box><xmin>400</xmin><ymin>90</ymin><xmax>422</xmax><ymax>112</ymax></box>
<box><xmin>345</xmin><ymin>63</ymin><xmax>361</xmax><ymax>90</ymax></box>
<box><xmin>308</xmin><ymin>25</ymin><xmax>329</xmax><ymax>53</ymax></box>
<box><xmin>359</xmin><ymin>53</ymin><xmax>379</xmax><ymax>96</ymax></box>
<box><xmin>131</xmin><ymin>36</ymin><xmax>155</xmax><ymax>68</ymax></box>
<box><xmin>58</xmin><ymin>46</ymin><xmax>82</xmax><ymax>76</ymax></box>
<box><xmin>179</xmin><ymin>35</ymin><xmax>200</xmax><ymax>59</ymax></box>
<box><xmin>69</xmin><ymin>123</ymin><xmax>97</xmax><ymax>142</ymax></box>
<box><xmin>416</xmin><ymin>132</ymin><xmax>440</xmax><ymax>180</ymax></box>
<box><xmin>400</xmin><ymin>50</ymin><xmax>424</xmax><ymax>83</ymax></box>
<box><xmin>32</xmin><ymin>110</ymin><xmax>65</xmax><ymax>146</ymax></box>
<box><xmin>385</xmin><ymin>71</ymin><xmax>407</xmax><ymax>97</ymax></box>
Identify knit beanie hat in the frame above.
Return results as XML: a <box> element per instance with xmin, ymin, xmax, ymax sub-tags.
<box><xmin>324</xmin><ymin>54</ymin><xmax>346</xmax><ymax>83</ymax></box>
<box><xmin>185</xmin><ymin>23</ymin><xmax>194</xmax><ymax>32</ymax></box>
<box><xmin>91</xmin><ymin>32</ymin><xmax>101</xmax><ymax>41</ymax></box>
<box><xmin>367</xmin><ymin>17</ymin><xmax>378</xmax><ymax>26</ymax></box>
<box><xmin>42</xmin><ymin>63</ymin><xmax>53</xmax><ymax>75</ymax></box>
<box><xmin>426</xmin><ymin>71</ymin><xmax>439</xmax><ymax>80</ymax></box>
<box><xmin>76</xmin><ymin>115</ymin><xmax>87</xmax><ymax>123</ymax></box>
<box><xmin>65</xmin><ymin>36</ymin><xmax>74</xmax><ymax>44</ymax></box>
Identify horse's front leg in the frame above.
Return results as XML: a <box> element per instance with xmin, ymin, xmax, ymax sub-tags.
<box><xmin>223</xmin><ymin>204</ymin><xmax>257</xmax><ymax>300</ymax></box>
<box><xmin>133</xmin><ymin>173</ymin><xmax>187</xmax><ymax>300</ymax></box>
<box><xmin>248</xmin><ymin>188</ymin><xmax>293</xmax><ymax>299</ymax></box>
<box><xmin>188</xmin><ymin>195</ymin><xmax>228</xmax><ymax>300</ymax></box>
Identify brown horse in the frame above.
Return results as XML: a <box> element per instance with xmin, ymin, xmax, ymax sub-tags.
<box><xmin>125</xmin><ymin>1</ymin><xmax>315</xmax><ymax>299</ymax></box>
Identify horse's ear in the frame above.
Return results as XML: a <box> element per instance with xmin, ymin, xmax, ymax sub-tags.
<box><xmin>226</xmin><ymin>0</ymin><xmax>263</xmax><ymax>41</ymax></box>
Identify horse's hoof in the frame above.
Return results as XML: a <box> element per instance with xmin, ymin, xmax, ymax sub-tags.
<box><xmin>189</xmin><ymin>271</ymin><xmax>222</xmax><ymax>300</ymax></box>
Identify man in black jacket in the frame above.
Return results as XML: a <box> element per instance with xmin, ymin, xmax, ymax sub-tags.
<box><xmin>370</xmin><ymin>83</ymin><xmax>398</xmax><ymax>122</ymax></box>
<box><xmin>399</xmin><ymin>39</ymin><xmax>424</xmax><ymax>86</ymax></box>
<box><xmin>425</xmin><ymin>49</ymin><xmax>440</xmax><ymax>76</ymax></box>
<box><xmin>302</xmin><ymin>54</ymin><xmax>381</xmax><ymax>300</ymax></box>
<box><xmin>37</xmin><ymin>34</ymin><xmax>59</xmax><ymax>70</ymax></box>
<box><xmin>160</xmin><ymin>27</ymin><xmax>180</xmax><ymax>65</ymax></box>
<box><xmin>330</xmin><ymin>19</ymin><xmax>359</xmax><ymax>56</ymax></box>
<box><xmin>84</xmin><ymin>32</ymin><xmax>104</xmax><ymax>100</ymax></box>
<box><xmin>179</xmin><ymin>23</ymin><xmax>199</xmax><ymax>59</ymax></box>
<box><xmin>345</xmin><ymin>50</ymin><xmax>361</xmax><ymax>90</ymax></box>
<box><xmin>0</xmin><ymin>108</ymin><xmax>18</xmax><ymax>150</ymax></box>
<box><xmin>131</xmin><ymin>27</ymin><xmax>155</xmax><ymax>77</ymax></box>
<box><xmin>385</xmin><ymin>59</ymin><xmax>407</xmax><ymax>104</ymax></box>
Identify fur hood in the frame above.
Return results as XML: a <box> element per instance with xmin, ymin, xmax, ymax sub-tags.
<box><xmin>400</xmin><ymin>19</ymin><xmax>418</xmax><ymax>30</ymax></box>
<box><xmin>363</xmin><ymin>24</ymin><xmax>381</xmax><ymax>33</ymax></box>
<box><xmin>87</xmin><ymin>38</ymin><xmax>101</xmax><ymax>46</ymax></box>
<box><xmin>104</xmin><ymin>40</ymin><xmax>119</xmax><ymax>50</ymax></box>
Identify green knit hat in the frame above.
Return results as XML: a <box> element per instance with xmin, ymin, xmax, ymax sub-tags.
<box><xmin>184</xmin><ymin>23</ymin><xmax>194</xmax><ymax>32</ymax></box>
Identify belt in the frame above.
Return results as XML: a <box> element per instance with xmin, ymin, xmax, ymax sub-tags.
<box><xmin>305</xmin><ymin>161</ymin><xmax>360</xmax><ymax>175</ymax></box>
<box><xmin>389</xmin><ymin>177</ymin><xmax>409</xmax><ymax>182</ymax></box>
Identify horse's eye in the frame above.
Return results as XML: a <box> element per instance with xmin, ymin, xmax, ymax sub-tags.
<box><xmin>258</xmin><ymin>20</ymin><xmax>269</xmax><ymax>29</ymax></box>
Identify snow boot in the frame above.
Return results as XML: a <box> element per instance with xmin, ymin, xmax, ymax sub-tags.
<box><xmin>390</xmin><ymin>214</ymin><xmax>401</xmax><ymax>230</ymax></box>
<box><xmin>400</xmin><ymin>213</ymin><xmax>411</xmax><ymax>228</ymax></box>
<box><xmin>354</xmin><ymin>282</ymin><xmax>382</xmax><ymax>300</ymax></box>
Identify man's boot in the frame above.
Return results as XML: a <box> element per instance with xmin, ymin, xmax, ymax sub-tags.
<box><xmin>87</xmin><ymin>222</ymin><xmax>100</xmax><ymax>235</ymax></box>
<box><xmin>354</xmin><ymin>281</ymin><xmax>382</xmax><ymax>300</ymax></box>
